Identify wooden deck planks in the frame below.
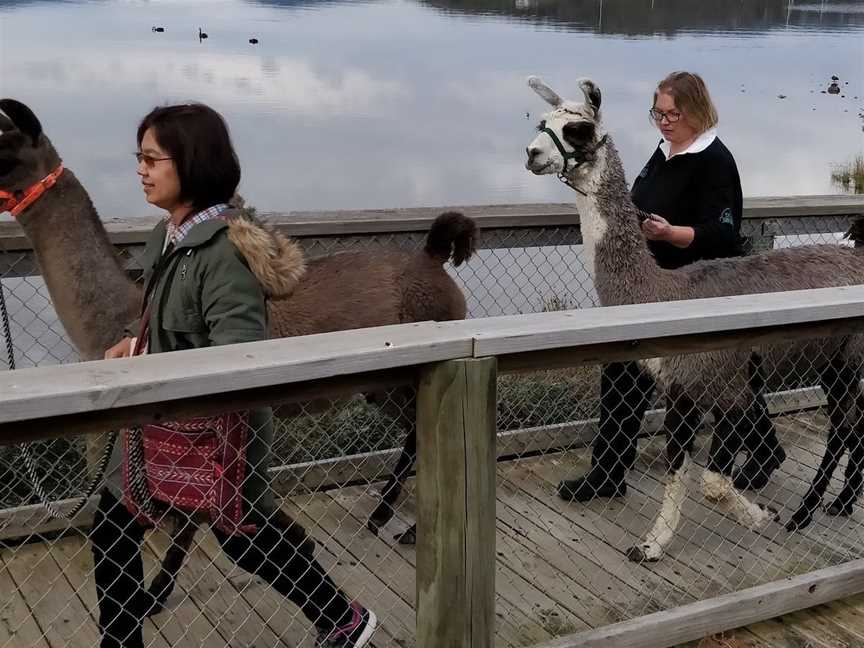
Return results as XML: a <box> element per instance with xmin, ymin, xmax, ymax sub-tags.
<box><xmin>142</xmin><ymin>527</ymin><xmax>293</xmax><ymax>648</ymax></box>
<box><xmin>627</xmin><ymin>435</ymin><xmax>853</xmax><ymax>581</ymax></box>
<box><xmin>3</xmin><ymin>412</ymin><xmax>864</xmax><ymax>648</ymax></box>
<box><xmin>282</xmin><ymin>493</ymin><xmax>420</xmax><ymax>647</ymax></box>
<box><xmin>0</xmin><ymin>550</ymin><xmax>50</xmax><ymax>648</ymax></box>
<box><xmin>374</xmin><ymin>485</ymin><xmax>576</xmax><ymax>645</ymax></box>
<box><xmin>2</xmin><ymin>535</ymin><xmax>102</xmax><ymax>647</ymax></box>
<box><xmin>315</xmin><ymin>487</ymin><xmax>560</xmax><ymax>646</ymax></box>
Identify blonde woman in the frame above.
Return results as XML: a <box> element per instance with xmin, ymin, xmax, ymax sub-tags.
<box><xmin>558</xmin><ymin>71</ymin><xmax>784</xmax><ymax>503</ymax></box>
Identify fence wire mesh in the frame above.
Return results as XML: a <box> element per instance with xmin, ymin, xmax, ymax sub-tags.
<box><xmin>1</xmin><ymin>213</ymin><xmax>863</xmax><ymax>647</ymax></box>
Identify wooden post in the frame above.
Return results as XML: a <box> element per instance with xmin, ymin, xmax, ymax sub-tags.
<box><xmin>416</xmin><ymin>357</ymin><xmax>497</xmax><ymax>648</ymax></box>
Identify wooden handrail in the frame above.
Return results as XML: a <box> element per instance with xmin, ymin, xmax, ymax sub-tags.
<box><xmin>0</xmin><ymin>195</ymin><xmax>862</xmax><ymax>251</ymax></box>
<box><xmin>2</xmin><ymin>285</ymin><xmax>864</xmax><ymax>443</ymax></box>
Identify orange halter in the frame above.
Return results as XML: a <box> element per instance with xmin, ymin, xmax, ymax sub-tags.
<box><xmin>0</xmin><ymin>163</ymin><xmax>64</xmax><ymax>217</ymax></box>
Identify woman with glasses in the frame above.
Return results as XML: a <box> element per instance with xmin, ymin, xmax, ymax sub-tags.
<box><xmin>558</xmin><ymin>71</ymin><xmax>786</xmax><ymax>503</ymax></box>
<box><xmin>95</xmin><ymin>103</ymin><xmax>377</xmax><ymax>648</ymax></box>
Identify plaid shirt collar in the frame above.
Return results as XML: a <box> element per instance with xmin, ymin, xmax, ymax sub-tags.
<box><xmin>165</xmin><ymin>203</ymin><xmax>230</xmax><ymax>249</ymax></box>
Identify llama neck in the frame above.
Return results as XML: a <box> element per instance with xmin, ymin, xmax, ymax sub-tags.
<box><xmin>568</xmin><ymin>139</ymin><xmax>678</xmax><ymax>306</ymax></box>
<box><xmin>18</xmin><ymin>170</ymin><xmax>141</xmax><ymax>360</ymax></box>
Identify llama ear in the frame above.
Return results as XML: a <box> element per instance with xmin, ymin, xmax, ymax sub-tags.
<box><xmin>577</xmin><ymin>78</ymin><xmax>601</xmax><ymax>114</ymax></box>
<box><xmin>0</xmin><ymin>113</ymin><xmax>13</xmax><ymax>133</ymax></box>
<box><xmin>527</xmin><ymin>76</ymin><xmax>562</xmax><ymax>107</ymax></box>
<box><xmin>0</xmin><ymin>99</ymin><xmax>43</xmax><ymax>146</ymax></box>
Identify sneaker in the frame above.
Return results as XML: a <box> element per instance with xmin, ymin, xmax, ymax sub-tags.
<box><xmin>316</xmin><ymin>602</ymin><xmax>378</xmax><ymax>647</ymax></box>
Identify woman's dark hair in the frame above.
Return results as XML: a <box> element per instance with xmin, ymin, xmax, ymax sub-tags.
<box><xmin>137</xmin><ymin>103</ymin><xmax>240</xmax><ymax>212</ymax></box>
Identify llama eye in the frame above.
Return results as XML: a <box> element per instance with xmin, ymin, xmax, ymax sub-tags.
<box><xmin>536</xmin><ymin>120</ymin><xmax>546</xmax><ymax>132</ymax></box>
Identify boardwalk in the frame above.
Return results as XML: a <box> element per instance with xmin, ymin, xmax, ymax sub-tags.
<box><xmin>2</xmin><ymin>410</ymin><xmax>863</xmax><ymax>648</ymax></box>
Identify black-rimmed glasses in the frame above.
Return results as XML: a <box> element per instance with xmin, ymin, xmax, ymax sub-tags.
<box><xmin>649</xmin><ymin>108</ymin><xmax>682</xmax><ymax>123</ymax></box>
<box><xmin>134</xmin><ymin>152</ymin><xmax>173</xmax><ymax>166</ymax></box>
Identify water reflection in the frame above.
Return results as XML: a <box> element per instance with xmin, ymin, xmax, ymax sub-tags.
<box><xmin>422</xmin><ymin>0</ymin><xmax>864</xmax><ymax>35</ymax></box>
<box><xmin>0</xmin><ymin>0</ymin><xmax>862</xmax><ymax>217</ymax></box>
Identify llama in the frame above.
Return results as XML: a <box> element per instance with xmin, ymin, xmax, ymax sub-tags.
<box><xmin>0</xmin><ymin>98</ymin><xmax>476</xmax><ymax>609</ymax></box>
<box><xmin>523</xmin><ymin>76</ymin><xmax>864</xmax><ymax>562</ymax></box>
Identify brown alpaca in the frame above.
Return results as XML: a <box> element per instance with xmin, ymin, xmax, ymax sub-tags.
<box><xmin>0</xmin><ymin>98</ymin><xmax>476</xmax><ymax>614</ymax></box>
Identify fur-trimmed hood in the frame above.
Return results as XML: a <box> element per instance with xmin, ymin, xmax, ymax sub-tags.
<box><xmin>224</xmin><ymin>215</ymin><xmax>306</xmax><ymax>300</ymax></box>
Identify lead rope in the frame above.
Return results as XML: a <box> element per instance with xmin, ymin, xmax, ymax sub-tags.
<box><xmin>0</xmin><ymin>278</ymin><xmax>116</xmax><ymax>519</ymax></box>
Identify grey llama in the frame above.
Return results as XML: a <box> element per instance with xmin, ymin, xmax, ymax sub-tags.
<box><xmin>524</xmin><ymin>76</ymin><xmax>864</xmax><ymax>562</ymax></box>
<box><xmin>0</xmin><ymin>98</ymin><xmax>476</xmax><ymax>611</ymax></box>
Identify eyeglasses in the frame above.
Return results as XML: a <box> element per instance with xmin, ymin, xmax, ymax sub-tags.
<box><xmin>649</xmin><ymin>108</ymin><xmax>682</xmax><ymax>124</ymax></box>
<box><xmin>134</xmin><ymin>151</ymin><xmax>173</xmax><ymax>166</ymax></box>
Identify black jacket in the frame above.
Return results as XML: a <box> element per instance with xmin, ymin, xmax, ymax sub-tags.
<box><xmin>631</xmin><ymin>136</ymin><xmax>743</xmax><ymax>269</ymax></box>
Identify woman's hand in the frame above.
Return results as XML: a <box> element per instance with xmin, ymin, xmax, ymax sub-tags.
<box><xmin>641</xmin><ymin>213</ymin><xmax>672</xmax><ymax>241</ymax></box>
<box><xmin>104</xmin><ymin>337</ymin><xmax>134</xmax><ymax>359</ymax></box>
<box><xmin>641</xmin><ymin>213</ymin><xmax>695</xmax><ymax>248</ymax></box>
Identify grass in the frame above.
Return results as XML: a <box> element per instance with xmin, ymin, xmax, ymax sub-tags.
<box><xmin>831</xmin><ymin>155</ymin><xmax>864</xmax><ymax>194</ymax></box>
<box><xmin>541</xmin><ymin>293</ymin><xmax>577</xmax><ymax>312</ymax></box>
<box><xmin>271</xmin><ymin>368</ymin><xmax>600</xmax><ymax>466</ymax></box>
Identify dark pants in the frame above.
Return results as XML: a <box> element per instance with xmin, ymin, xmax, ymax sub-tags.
<box><xmin>590</xmin><ymin>361</ymin><xmax>656</xmax><ymax>483</ymax></box>
<box><xmin>90</xmin><ymin>489</ymin><xmax>352</xmax><ymax>648</ymax></box>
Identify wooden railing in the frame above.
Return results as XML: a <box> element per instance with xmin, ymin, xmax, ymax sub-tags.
<box><xmin>1</xmin><ymin>195</ymin><xmax>863</xmax><ymax>277</ymax></box>
<box><xmin>3</xmin><ymin>287</ymin><xmax>864</xmax><ymax>647</ymax></box>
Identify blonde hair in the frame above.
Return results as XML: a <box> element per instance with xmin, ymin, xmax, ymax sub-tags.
<box><xmin>654</xmin><ymin>71</ymin><xmax>719</xmax><ymax>133</ymax></box>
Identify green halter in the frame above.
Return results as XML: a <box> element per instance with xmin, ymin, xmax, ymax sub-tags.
<box><xmin>541</xmin><ymin>127</ymin><xmax>608</xmax><ymax>173</ymax></box>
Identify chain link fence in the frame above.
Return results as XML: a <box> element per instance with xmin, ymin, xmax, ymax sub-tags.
<box><xmin>1</xmin><ymin>208</ymin><xmax>863</xmax><ymax>646</ymax></box>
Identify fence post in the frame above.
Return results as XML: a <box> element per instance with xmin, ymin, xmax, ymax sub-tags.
<box><xmin>416</xmin><ymin>357</ymin><xmax>497</xmax><ymax>648</ymax></box>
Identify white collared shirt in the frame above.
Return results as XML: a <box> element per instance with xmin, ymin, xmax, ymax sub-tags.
<box><xmin>659</xmin><ymin>128</ymin><xmax>717</xmax><ymax>160</ymax></box>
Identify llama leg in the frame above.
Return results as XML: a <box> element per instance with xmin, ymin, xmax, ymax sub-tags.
<box><xmin>788</xmin><ymin>360</ymin><xmax>855</xmax><ymax>531</ymax></box>
<box><xmin>368</xmin><ymin>429</ymin><xmax>416</xmax><ymax>534</ymax></box>
<box><xmin>626</xmin><ymin>391</ymin><xmax>697</xmax><ymax>563</ymax></box>
<box><xmin>366</xmin><ymin>386</ymin><xmax>418</xmax><ymax>542</ymax></box>
<box><xmin>627</xmin><ymin>456</ymin><xmax>690</xmax><ymax>563</ymax></box>
<box><xmin>703</xmin><ymin>408</ymin><xmax>777</xmax><ymax>530</ymax></box>
<box><xmin>827</xmin><ymin>434</ymin><xmax>864</xmax><ymax>517</ymax></box>
<box><xmin>146</xmin><ymin>516</ymin><xmax>196</xmax><ymax>617</ymax></box>
<box><xmin>734</xmin><ymin>356</ymin><xmax>786</xmax><ymax>490</ymax></box>
<box><xmin>788</xmin><ymin>428</ymin><xmax>845</xmax><ymax>530</ymax></box>
<box><xmin>735</xmin><ymin>406</ymin><xmax>785</xmax><ymax>491</ymax></box>
<box><xmin>826</xmin><ymin>386</ymin><xmax>864</xmax><ymax>518</ymax></box>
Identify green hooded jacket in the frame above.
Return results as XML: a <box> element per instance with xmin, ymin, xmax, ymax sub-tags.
<box><xmin>124</xmin><ymin>208</ymin><xmax>307</xmax><ymax>523</ymax></box>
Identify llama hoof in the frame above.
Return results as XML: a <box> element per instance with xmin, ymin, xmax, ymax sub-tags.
<box><xmin>786</xmin><ymin>507</ymin><xmax>815</xmax><ymax>532</ymax></box>
<box><xmin>395</xmin><ymin>525</ymin><xmax>416</xmax><ymax>545</ymax></box>
<box><xmin>367</xmin><ymin>503</ymin><xmax>395</xmax><ymax>536</ymax></box>
<box><xmin>143</xmin><ymin>590</ymin><xmax>167</xmax><ymax>617</ymax></box>
<box><xmin>733</xmin><ymin>446</ymin><xmax>786</xmax><ymax>491</ymax></box>
<box><xmin>826</xmin><ymin>498</ymin><xmax>854</xmax><ymax>517</ymax></box>
<box><xmin>144</xmin><ymin>600</ymin><xmax>165</xmax><ymax>618</ymax></box>
<box><xmin>144</xmin><ymin>574</ymin><xmax>173</xmax><ymax>617</ymax></box>
<box><xmin>625</xmin><ymin>544</ymin><xmax>661</xmax><ymax>563</ymax></box>
<box><xmin>760</xmin><ymin>504</ymin><xmax>781</xmax><ymax>524</ymax></box>
<box><xmin>299</xmin><ymin>536</ymin><xmax>317</xmax><ymax>557</ymax></box>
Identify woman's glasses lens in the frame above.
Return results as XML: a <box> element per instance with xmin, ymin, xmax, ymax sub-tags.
<box><xmin>649</xmin><ymin>109</ymin><xmax>681</xmax><ymax>123</ymax></box>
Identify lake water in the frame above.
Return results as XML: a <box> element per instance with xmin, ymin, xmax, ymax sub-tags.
<box><xmin>1</xmin><ymin>0</ymin><xmax>862</xmax><ymax>217</ymax></box>
<box><xmin>0</xmin><ymin>0</ymin><xmax>863</xmax><ymax>365</ymax></box>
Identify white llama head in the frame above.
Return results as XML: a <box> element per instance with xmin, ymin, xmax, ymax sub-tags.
<box><xmin>524</xmin><ymin>76</ymin><xmax>605</xmax><ymax>182</ymax></box>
